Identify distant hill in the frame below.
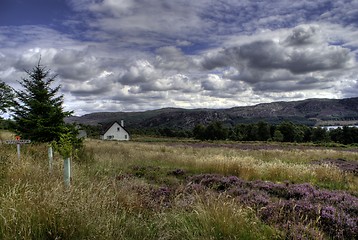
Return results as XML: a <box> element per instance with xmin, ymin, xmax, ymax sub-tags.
<box><xmin>66</xmin><ymin>97</ymin><xmax>358</xmax><ymax>130</ymax></box>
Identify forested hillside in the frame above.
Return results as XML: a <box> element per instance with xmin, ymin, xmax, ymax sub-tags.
<box><xmin>66</xmin><ymin>97</ymin><xmax>358</xmax><ymax>130</ymax></box>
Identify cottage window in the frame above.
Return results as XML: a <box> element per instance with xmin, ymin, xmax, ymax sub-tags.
<box><xmin>117</xmin><ymin>127</ymin><xmax>120</xmax><ymax>131</ymax></box>
<box><xmin>125</xmin><ymin>135</ymin><xmax>127</xmax><ymax>139</ymax></box>
<box><xmin>107</xmin><ymin>135</ymin><xmax>114</xmax><ymax>140</ymax></box>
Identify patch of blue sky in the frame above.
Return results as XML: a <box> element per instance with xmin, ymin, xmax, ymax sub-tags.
<box><xmin>0</xmin><ymin>0</ymin><xmax>74</xmax><ymax>27</ymax></box>
<box><xmin>180</xmin><ymin>42</ymin><xmax>216</xmax><ymax>55</ymax></box>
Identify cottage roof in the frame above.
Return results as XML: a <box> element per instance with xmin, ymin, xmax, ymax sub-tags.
<box><xmin>100</xmin><ymin>121</ymin><xmax>130</xmax><ymax>135</ymax></box>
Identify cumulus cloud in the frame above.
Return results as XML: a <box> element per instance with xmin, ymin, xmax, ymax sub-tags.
<box><xmin>1</xmin><ymin>1</ymin><xmax>358</xmax><ymax>115</ymax></box>
<box><xmin>283</xmin><ymin>25</ymin><xmax>321</xmax><ymax>46</ymax></box>
<box><xmin>119</xmin><ymin>60</ymin><xmax>158</xmax><ymax>85</ymax></box>
<box><xmin>204</xmin><ymin>25</ymin><xmax>354</xmax><ymax>72</ymax></box>
<box><xmin>200</xmin><ymin>24</ymin><xmax>356</xmax><ymax>96</ymax></box>
<box><xmin>201</xmin><ymin>49</ymin><xmax>236</xmax><ymax>70</ymax></box>
<box><xmin>140</xmin><ymin>74</ymin><xmax>200</xmax><ymax>92</ymax></box>
<box><xmin>241</xmin><ymin>40</ymin><xmax>353</xmax><ymax>74</ymax></box>
<box><xmin>201</xmin><ymin>74</ymin><xmax>247</xmax><ymax>94</ymax></box>
<box><xmin>71</xmin><ymin>0</ymin><xmax>209</xmax><ymax>48</ymax></box>
<box><xmin>202</xmin><ymin>74</ymin><xmax>230</xmax><ymax>91</ymax></box>
<box><xmin>118</xmin><ymin>57</ymin><xmax>201</xmax><ymax>94</ymax></box>
<box><xmin>89</xmin><ymin>0</ymin><xmax>134</xmax><ymax>17</ymax></box>
<box><xmin>154</xmin><ymin>46</ymin><xmax>194</xmax><ymax>71</ymax></box>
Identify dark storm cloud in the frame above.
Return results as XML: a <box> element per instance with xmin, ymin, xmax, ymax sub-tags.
<box><xmin>283</xmin><ymin>46</ymin><xmax>352</xmax><ymax>73</ymax></box>
<box><xmin>201</xmin><ymin>48</ymin><xmax>237</xmax><ymax>70</ymax></box>
<box><xmin>62</xmin><ymin>84</ymin><xmax>111</xmax><ymax>96</ymax></box>
<box><xmin>251</xmin><ymin>80</ymin><xmax>329</xmax><ymax>93</ymax></box>
<box><xmin>239</xmin><ymin>41</ymin><xmax>285</xmax><ymax>70</ymax></box>
<box><xmin>201</xmin><ymin>25</ymin><xmax>355</xmax><ymax>77</ymax></box>
<box><xmin>240</xmin><ymin>39</ymin><xmax>352</xmax><ymax>74</ymax></box>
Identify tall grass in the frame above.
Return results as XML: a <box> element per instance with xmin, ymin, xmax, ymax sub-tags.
<box><xmin>166</xmin><ymin>194</ymin><xmax>280</xmax><ymax>240</ymax></box>
<box><xmin>0</xmin><ymin>138</ymin><xmax>357</xmax><ymax>239</ymax></box>
<box><xmin>0</xmin><ymin>140</ymin><xmax>281</xmax><ymax>239</ymax></box>
<box><xmin>0</xmin><ymin>131</ymin><xmax>15</xmax><ymax>141</ymax></box>
<box><xmin>83</xmin><ymin>140</ymin><xmax>357</xmax><ymax>191</ymax></box>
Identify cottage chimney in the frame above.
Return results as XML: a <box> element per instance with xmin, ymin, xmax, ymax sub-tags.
<box><xmin>121</xmin><ymin>120</ymin><xmax>124</xmax><ymax>127</ymax></box>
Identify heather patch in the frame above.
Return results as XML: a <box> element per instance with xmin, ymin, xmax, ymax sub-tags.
<box><xmin>188</xmin><ymin>174</ymin><xmax>358</xmax><ymax>239</ymax></box>
<box><xmin>1</xmin><ymin>139</ymin><xmax>357</xmax><ymax>239</ymax></box>
<box><xmin>312</xmin><ymin>158</ymin><xmax>358</xmax><ymax>175</ymax></box>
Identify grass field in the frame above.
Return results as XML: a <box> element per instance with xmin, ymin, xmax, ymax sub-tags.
<box><xmin>0</xmin><ymin>137</ymin><xmax>357</xmax><ymax>239</ymax></box>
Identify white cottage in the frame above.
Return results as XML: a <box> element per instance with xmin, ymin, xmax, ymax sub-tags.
<box><xmin>101</xmin><ymin>120</ymin><xmax>130</xmax><ymax>141</ymax></box>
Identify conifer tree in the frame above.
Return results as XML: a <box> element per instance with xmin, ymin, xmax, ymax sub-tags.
<box><xmin>0</xmin><ymin>81</ymin><xmax>14</xmax><ymax>114</ymax></box>
<box><xmin>13</xmin><ymin>62</ymin><xmax>72</xmax><ymax>142</ymax></box>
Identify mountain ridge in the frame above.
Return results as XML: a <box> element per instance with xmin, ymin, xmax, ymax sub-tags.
<box><xmin>66</xmin><ymin>97</ymin><xmax>358</xmax><ymax>129</ymax></box>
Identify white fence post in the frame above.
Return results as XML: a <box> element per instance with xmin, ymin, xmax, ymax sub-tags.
<box><xmin>64</xmin><ymin>157</ymin><xmax>71</xmax><ymax>188</ymax></box>
<box><xmin>4</xmin><ymin>138</ymin><xmax>31</xmax><ymax>160</ymax></box>
<box><xmin>48</xmin><ymin>146</ymin><xmax>53</xmax><ymax>172</ymax></box>
<box><xmin>17</xmin><ymin>143</ymin><xmax>21</xmax><ymax>160</ymax></box>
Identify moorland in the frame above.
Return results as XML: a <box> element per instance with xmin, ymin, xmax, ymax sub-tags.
<box><xmin>0</xmin><ymin>131</ymin><xmax>357</xmax><ymax>239</ymax></box>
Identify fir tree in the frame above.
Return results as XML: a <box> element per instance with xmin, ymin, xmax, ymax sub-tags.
<box><xmin>12</xmin><ymin>62</ymin><xmax>72</xmax><ymax>142</ymax></box>
<box><xmin>0</xmin><ymin>81</ymin><xmax>14</xmax><ymax>114</ymax></box>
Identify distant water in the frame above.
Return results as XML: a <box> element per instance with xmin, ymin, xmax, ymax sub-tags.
<box><xmin>321</xmin><ymin>125</ymin><xmax>357</xmax><ymax>130</ymax></box>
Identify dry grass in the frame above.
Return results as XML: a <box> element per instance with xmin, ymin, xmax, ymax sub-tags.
<box><xmin>0</xmin><ymin>131</ymin><xmax>15</xmax><ymax>141</ymax></box>
<box><xmin>0</xmin><ymin>140</ymin><xmax>281</xmax><ymax>239</ymax></box>
<box><xmin>0</xmin><ymin>137</ymin><xmax>357</xmax><ymax>239</ymax></box>
<box><xmin>83</xmin><ymin>140</ymin><xmax>357</xmax><ymax>191</ymax></box>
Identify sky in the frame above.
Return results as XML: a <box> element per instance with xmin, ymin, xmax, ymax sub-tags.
<box><xmin>0</xmin><ymin>0</ymin><xmax>358</xmax><ymax>116</ymax></box>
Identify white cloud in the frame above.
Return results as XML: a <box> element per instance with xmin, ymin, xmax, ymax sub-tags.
<box><xmin>0</xmin><ymin>1</ymin><xmax>358</xmax><ymax>115</ymax></box>
<box><xmin>89</xmin><ymin>0</ymin><xmax>134</xmax><ymax>17</ymax></box>
<box><xmin>119</xmin><ymin>60</ymin><xmax>158</xmax><ymax>85</ymax></box>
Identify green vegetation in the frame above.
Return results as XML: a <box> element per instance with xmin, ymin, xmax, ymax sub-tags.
<box><xmin>0</xmin><ymin>81</ymin><xmax>14</xmax><ymax>115</ymax></box>
<box><xmin>191</xmin><ymin>121</ymin><xmax>358</xmax><ymax>145</ymax></box>
<box><xmin>12</xmin><ymin>62</ymin><xmax>72</xmax><ymax>143</ymax></box>
<box><xmin>0</xmin><ymin>137</ymin><xmax>357</xmax><ymax>239</ymax></box>
<box><xmin>120</xmin><ymin>120</ymin><xmax>358</xmax><ymax>146</ymax></box>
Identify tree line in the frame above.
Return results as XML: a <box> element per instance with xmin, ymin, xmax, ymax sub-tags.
<box><xmin>136</xmin><ymin>121</ymin><xmax>358</xmax><ymax>145</ymax></box>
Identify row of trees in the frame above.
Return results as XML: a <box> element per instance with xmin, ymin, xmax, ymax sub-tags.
<box><xmin>139</xmin><ymin>121</ymin><xmax>358</xmax><ymax>145</ymax></box>
<box><xmin>0</xmin><ymin>62</ymin><xmax>80</xmax><ymax>154</ymax></box>
<box><xmin>192</xmin><ymin>121</ymin><xmax>358</xmax><ymax>144</ymax></box>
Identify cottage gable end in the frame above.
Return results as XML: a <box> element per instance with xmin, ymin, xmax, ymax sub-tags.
<box><xmin>101</xmin><ymin>121</ymin><xmax>130</xmax><ymax>141</ymax></box>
